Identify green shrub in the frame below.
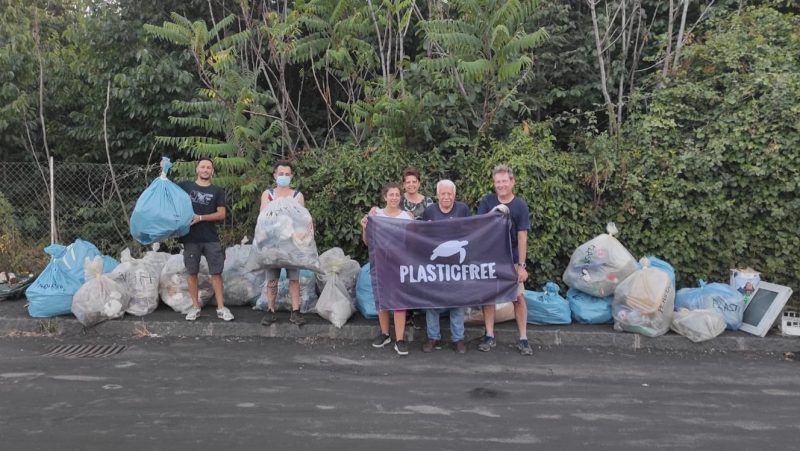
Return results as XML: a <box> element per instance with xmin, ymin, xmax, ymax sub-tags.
<box><xmin>597</xmin><ymin>7</ymin><xmax>800</xmax><ymax>294</ymax></box>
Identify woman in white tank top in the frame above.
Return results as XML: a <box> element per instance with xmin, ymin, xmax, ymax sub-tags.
<box><xmin>360</xmin><ymin>182</ymin><xmax>413</xmax><ymax>355</ymax></box>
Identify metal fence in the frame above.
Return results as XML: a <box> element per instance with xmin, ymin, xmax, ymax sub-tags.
<box><xmin>1</xmin><ymin>161</ymin><xmax>159</xmax><ymax>255</ymax></box>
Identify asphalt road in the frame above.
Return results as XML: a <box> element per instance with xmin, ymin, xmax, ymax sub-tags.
<box><xmin>0</xmin><ymin>336</ymin><xmax>798</xmax><ymax>450</ymax></box>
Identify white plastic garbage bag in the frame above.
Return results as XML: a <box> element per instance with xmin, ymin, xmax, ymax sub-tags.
<box><xmin>613</xmin><ymin>257</ymin><xmax>675</xmax><ymax>337</ymax></box>
<box><xmin>246</xmin><ymin>197</ymin><xmax>321</xmax><ymax>273</ymax></box>
<box><xmin>141</xmin><ymin>243</ymin><xmax>171</xmax><ymax>278</ymax></box>
<box><xmin>222</xmin><ymin>237</ymin><xmax>266</xmax><ymax>306</ymax></box>
<box><xmin>111</xmin><ymin>248</ymin><xmax>160</xmax><ymax>316</ymax></box>
<box><xmin>316</xmin><ymin>248</ymin><xmax>361</xmax><ymax>297</ymax></box>
<box><xmin>563</xmin><ymin>223</ymin><xmax>638</xmax><ymax>297</ymax></box>
<box><xmin>314</xmin><ymin>248</ymin><xmax>360</xmax><ymax>327</ymax></box>
<box><xmin>159</xmin><ymin>254</ymin><xmax>213</xmax><ymax>313</ymax></box>
<box><xmin>72</xmin><ymin>256</ymin><xmax>130</xmax><ymax>327</ymax></box>
<box><xmin>670</xmin><ymin>309</ymin><xmax>726</xmax><ymax>342</ymax></box>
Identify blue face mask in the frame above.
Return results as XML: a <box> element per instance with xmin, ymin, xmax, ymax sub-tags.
<box><xmin>276</xmin><ymin>175</ymin><xmax>292</xmax><ymax>187</ymax></box>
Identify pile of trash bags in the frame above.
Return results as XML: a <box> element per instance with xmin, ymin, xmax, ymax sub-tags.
<box><xmin>26</xmin><ymin>239</ymin><xmax>118</xmax><ymax>318</ymax></box>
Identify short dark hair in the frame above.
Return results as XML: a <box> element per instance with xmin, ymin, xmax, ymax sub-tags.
<box><xmin>273</xmin><ymin>159</ymin><xmax>294</xmax><ymax>173</ymax></box>
<box><xmin>402</xmin><ymin>166</ymin><xmax>420</xmax><ymax>182</ymax></box>
<box><xmin>381</xmin><ymin>182</ymin><xmax>402</xmax><ymax>197</ymax></box>
<box><xmin>197</xmin><ymin>158</ymin><xmax>214</xmax><ymax>168</ymax></box>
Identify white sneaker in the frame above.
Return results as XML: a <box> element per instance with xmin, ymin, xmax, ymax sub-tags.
<box><xmin>216</xmin><ymin>307</ymin><xmax>234</xmax><ymax>321</ymax></box>
<box><xmin>185</xmin><ymin>307</ymin><xmax>201</xmax><ymax>321</ymax></box>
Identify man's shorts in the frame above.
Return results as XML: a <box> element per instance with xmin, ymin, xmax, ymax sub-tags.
<box><xmin>183</xmin><ymin>242</ymin><xmax>224</xmax><ymax>275</ymax></box>
<box><xmin>265</xmin><ymin>268</ymin><xmax>300</xmax><ymax>281</ymax></box>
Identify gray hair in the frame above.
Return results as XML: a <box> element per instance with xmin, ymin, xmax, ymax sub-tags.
<box><xmin>436</xmin><ymin>179</ymin><xmax>456</xmax><ymax>194</ymax></box>
<box><xmin>492</xmin><ymin>164</ymin><xmax>514</xmax><ymax>179</ymax></box>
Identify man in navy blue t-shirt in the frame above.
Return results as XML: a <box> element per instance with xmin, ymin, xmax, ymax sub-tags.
<box><xmin>476</xmin><ymin>164</ymin><xmax>532</xmax><ymax>355</ymax></box>
<box><xmin>421</xmin><ymin>180</ymin><xmax>471</xmax><ymax>354</ymax></box>
<box><xmin>177</xmin><ymin>158</ymin><xmax>234</xmax><ymax>322</ymax></box>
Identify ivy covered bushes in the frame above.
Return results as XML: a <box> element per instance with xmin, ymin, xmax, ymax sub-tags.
<box><xmin>599</xmin><ymin>7</ymin><xmax>800</xmax><ymax>291</ymax></box>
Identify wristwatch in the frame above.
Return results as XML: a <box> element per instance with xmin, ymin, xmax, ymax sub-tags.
<box><xmin>517</xmin><ymin>263</ymin><xmax>526</xmax><ymax>268</ymax></box>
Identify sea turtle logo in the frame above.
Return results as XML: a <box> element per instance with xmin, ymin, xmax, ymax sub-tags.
<box><xmin>430</xmin><ymin>240</ymin><xmax>469</xmax><ymax>264</ymax></box>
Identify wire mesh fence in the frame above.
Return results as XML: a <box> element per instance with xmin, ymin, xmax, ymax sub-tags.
<box><xmin>1</xmin><ymin>161</ymin><xmax>158</xmax><ymax>258</ymax></box>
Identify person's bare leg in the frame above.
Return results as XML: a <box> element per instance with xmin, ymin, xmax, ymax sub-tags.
<box><xmin>378</xmin><ymin>310</ymin><xmax>391</xmax><ymax>336</ymax></box>
<box><xmin>211</xmin><ymin>274</ymin><xmax>225</xmax><ymax>309</ymax></box>
<box><xmin>289</xmin><ymin>280</ymin><xmax>301</xmax><ymax>311</ymax></box>
<box><xmin>187</xmin><ymin>273</ymin><xmax>201</xmax><ymax>309</ymax></box>
<box><xmin>482</xmin><ymin>304</ymin><xmax>496</xmax><ymax>337</ymax></box>
<box><xmin>393</xmin><ymin>311</ymin><xmax>407</xmax><ymax>342</ymax></box>
<box><xmin>514</xmin><ymin>295</ymin><xmax>528</xmax><ymax>338</ymax></box>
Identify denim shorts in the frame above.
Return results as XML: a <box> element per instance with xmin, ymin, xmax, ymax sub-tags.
<box><xmin>183</xmin><ymin>242</ymin><xmax>224</xmax><ymax>274</ymax></box>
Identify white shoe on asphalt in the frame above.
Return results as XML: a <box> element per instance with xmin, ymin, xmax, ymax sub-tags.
<box><xmin>216</xmin><ymin>307</ymin><xmax>234</xmax><ymax>321</ymax></box>
<box><xmin>185</xmin><ymin>307</ymin><xmax>201</xmax><ymax>321</ymax></box>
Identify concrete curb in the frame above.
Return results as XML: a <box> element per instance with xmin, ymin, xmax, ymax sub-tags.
<box><xmin>1</xmin><ymin>300</ymin><xmax>798</xmax><ymax>353</ymax></box>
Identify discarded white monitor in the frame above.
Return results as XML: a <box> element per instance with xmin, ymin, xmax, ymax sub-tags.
<box><xmin>739</xmin><ymin>282</ymin><xmax>793</xmax><ymax>337</ymax></box>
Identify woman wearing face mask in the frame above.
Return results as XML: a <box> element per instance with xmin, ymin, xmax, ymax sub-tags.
<box><xmin>360</xmin><ymin>182</ymin><xmax>414</xmax><ymax>355</ymax></box>
<box><xmin>400</xmin><ymin>167</ymin><xmax>433</xmax><ymax>219</ymax></box>
<box><xmin>259</xmin><ymin>160</ymin><xmax>307</xmax><ymax>327</ymax></box>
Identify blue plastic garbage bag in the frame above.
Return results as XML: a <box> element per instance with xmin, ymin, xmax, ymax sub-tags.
<box><xmin>675</xmin><ymin>280</ymin><xmax>744</xmax><ymax>330</ymax></box>
<box><xmin>130</xmin><ymin>157</ymin><xmax>193</xmax><ymax>245</ymax></box>
<box><xmin>355</xmin><ymin>263</ymin><xmax>378</xmax><ymax>319</ymax></box>
<box><xmin>26</xmin><ymin>245</ymin><xmax>84</xmax><ymax>317</ymax></box>
<box><xmin>526</xmin><ymin>282</ymin><xmax>571</xmax><ymax>325</ymax></box>
<box><xmin>101</xmin><ymin>255</ymin><xmax>119</xmax><ymax>273</ymax></box>
<box><xmin>566</xmin><ymin>287</ymin><xmax>613</xmax><ymax>324</ymax></box>
<box><xmin>644</xmin><ymin>256</ymin><xmax>676</xmax><ymax>284</ymax></box>
<box><xmin>54</xmin><ymin>239</ymin><xmax>102</xmax><ymax>283</ymax></box>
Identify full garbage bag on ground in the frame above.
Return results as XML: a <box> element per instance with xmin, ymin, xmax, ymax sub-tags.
<box><xmin>644</xmin><ymin>256</ymin><xmax>676</xmax><ymax>284</ymax></box>
<box><xmin>563</xmin><ymin>223</ymin><xmax>638</xmax><ymax>298</ymax></box>
<box><xmin>26</xmin><ymin>245</ymin><xmax>84</xmax><ymax>317</ymax></box>
<box><xmin>253</xmin><ymin>269</ymin><xmax>317</xmax><ymax>313</ymax></box>
<box><xmin>670</xmin><ymin>309</ymin><xmax>726</xmax><ymax>342</ymax></box>
<box><xmin>675</xmin><ymin>280</ymin><xmax>744</xmax><ymax>331</ymax></box>
<box><xmin>314</xmin><ymin>248</ymin><xmax>361</xmax><ymax>328</ymax></box>
<box><xmin>525</xmin><ymin>282</ymin><xmax>571</xmax><ymax>325</ymax></box>
<box><xmin>130</xmin><ymin>157</ymin><xmax>193</xmax><ymax>245</ymax></box>
<box><xmin>141</xmin><ymin>243</ymin><xmax>171</xmax><ymax>276</ymax></box>
<box><xmin>355</xmin><ymin>263</ymin><xmax>378</xmax><ymax>319</ymax></box>
<box><xmin>222</xmin><ymin>238</ymin><xmax>266</xmax><ymax>306</ymax></box>
<box><xmin>72</xmin><ymin>256</ymin><xmax>130</xmax><ymax>327</ymax></box>
<box><xmin>566</xmin><ymin>288</ymin><xmax>613</xmax><ymax>324</ymax></box>
<box><xmin>111</xmin><ymin>248</ymin><xmax>160</xmax><ymax>316</ymax></box>
<box><xmin>465</xmin><ymin>302</ymin><xmax>515</xmax><ymax>325</ymax></box>
<box><xmin>54</xmin><ymin>239</ymin><xmax>115</xmax><ymax>282</ymax></box>
<box><xmin>159</xmin><ymin>253</ymin><xmax>213</xmax><ymax>313</ymax></box>
<box><xmin>613</xmin><ymin>257</ymin><xmax>675</xmax><ymax>337</ymax></box>
<box><xmin>246</xmin><ymin>197</ymin><xmax>321</xmax><ymax>273</ymax></box>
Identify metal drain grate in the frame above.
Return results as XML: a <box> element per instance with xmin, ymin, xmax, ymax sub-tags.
<box><xmin>42</xmin><ymin>344</ymin><xmax>127</xmax><ymax>358</ymax></box>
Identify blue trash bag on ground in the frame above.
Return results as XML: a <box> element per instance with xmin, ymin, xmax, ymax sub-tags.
<box><xmin>26</xmin><ymin>245</ymin><xmax>84</xmax><ymax>317</ymax></box>
<box><xmin>675</xmin><ymin>280</ymin><xmax>745</xmax><ymax>330</ymax></box>
<box><xmin>644</xmin><ymin>256</ymin><xmax>676</xmax><ymax>284</ymax></box>
<box><xmin>55</xmin><ymin>239</ymin><xmax>102</xmax><ymax>283</ymax></box>
<box><xmin>566</xmin><ymin>287</ymin><xmax>613</xmax><ymax>324</ymax></box>
<box><xmin>355</xmin><ymin>263</ymin><xmax>378</xmax><ymax>319</ymax></box>
<box><xmin>526</xmin><ymin>282</ymin><xmax>572</xmax><ymax>325</ymax></box>
<box><xmin>130</xmin><ymin>157</ymin><xmax>193</xmax><ymax>245</ymax></box>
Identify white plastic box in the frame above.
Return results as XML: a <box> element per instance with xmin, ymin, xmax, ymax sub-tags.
<box><xmin>780</xmin><ymin>310</ymin><xmax>800</xmax><ymax>336</ymax></box>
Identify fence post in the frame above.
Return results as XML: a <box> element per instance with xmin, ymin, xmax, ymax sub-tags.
<box><xmin>49</xmin><ymin>156</ymin><xmax>55</xmax><ymax>244</ymax></box>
